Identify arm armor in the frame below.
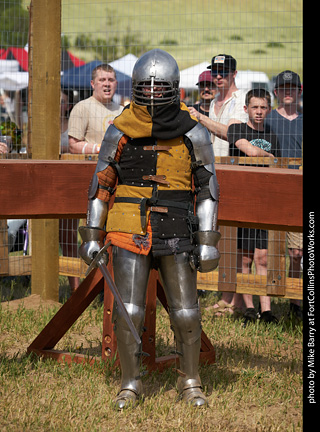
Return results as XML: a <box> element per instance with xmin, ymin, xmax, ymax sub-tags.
<box><xmin>185</xmin><ymin>123</ymin><xmax>221</xmax><ymax>272</ymax></box>
<box><xmin>88</xmin><ymin>124</ymin><xmax>124</xmax><ymax>199</ymax></box>
<box><xmin>184</xmin><ymin>122</ymin><xmax>219</xmax><ymax>201</ymax></box>
<box><xmin>79</xmin><ymin>125</ymin><xmax>123</xmax><ymax>265</ymax></box>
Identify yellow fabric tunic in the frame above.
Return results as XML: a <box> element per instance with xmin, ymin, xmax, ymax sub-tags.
<box><xmin>106</xmin><ymin>136</ymin><xmax>192</xmax><ymax>235</ymax></box>
<box><xmin>96</xmin><ymin>101</ymin><xmax>199</xmax><ymax>255</ymax></box>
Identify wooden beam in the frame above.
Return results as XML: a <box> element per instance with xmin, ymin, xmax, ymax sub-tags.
<box><xmin>30</xmin><ymin>0</ymin><xmax>61</xmax><ymax>160</ymax></box>
<box><xmin>197</xmin><ymin>271</ymin><xmax>302</xmax><ymax>300</ymax></box>
<box><xmin>29</xmin><ymin>0</ymin><xmax>61</xmax><ymax>301</ymax></box>
<box><xmin>0</xmin><ymin>160</ymin><xmax>302</xmax><ymax>232</ymax></box>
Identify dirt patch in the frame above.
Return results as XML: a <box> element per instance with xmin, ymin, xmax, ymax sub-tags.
<box><xmin>1</xmin><ymin>294</ymin><xmax>62</xmax><ymax>312</ymax></box>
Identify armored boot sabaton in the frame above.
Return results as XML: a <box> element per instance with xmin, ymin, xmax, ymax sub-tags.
<box><xmin>176</xmin><ymin>336</ymin><xmax>208</xmax><ymax>407</ymax></box>
<box><xmin>113</xmin><ymin>338</ymin><xmax>143</xmax><ymax>410</ymax></box>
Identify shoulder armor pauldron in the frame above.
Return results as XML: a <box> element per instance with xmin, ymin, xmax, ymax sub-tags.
<box><xmin>184</xmin><ymin>122</ymin><xmax>215</xmax><ymax>166</ymax></box>
<box><xmin>185</xmin><ymin>123</ymin><xmax>219</xmax><ymax>201</ymax></box>
<box><xmin>98</xmin><ymin>124</ymin><xmax>124</xmax><ymax>164</ymax></box>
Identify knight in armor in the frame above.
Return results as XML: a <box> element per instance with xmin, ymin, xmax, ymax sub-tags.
<box><xmin>79</xmin><ymin>49</ymin><xmax>221</xmax><ymax>409</ymax></box>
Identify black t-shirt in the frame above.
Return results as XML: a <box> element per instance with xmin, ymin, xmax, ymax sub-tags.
<box><xmin>227</xmin><ymin>122</ymin><xmax>281</xmax><ymax>158</ymax></box>
<box><xmin>190</xmin><ymin>103</ymin><xmax>210</xmax><ymax>117</ymax></box>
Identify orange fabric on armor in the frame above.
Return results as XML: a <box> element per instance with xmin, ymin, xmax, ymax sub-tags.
<box><xmin>95</xmin><ymin>135</ymin><xmax>129</xmax><ymax>202</ymax></box>
<box><xmin>106</xmin><ymin>219</ymin><xmax>152</xmax><ymax>255</ymax></box>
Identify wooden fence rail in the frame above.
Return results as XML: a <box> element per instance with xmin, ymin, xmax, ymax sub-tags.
<box><xmin>0</xmin><ymin>160</ymin><xmax>302</xmax><ymax>230</ymax></box>
<box><xmin>0</xmin><ymin>159</ymin><xmax>302</xmax><ymax>300</ymax></box>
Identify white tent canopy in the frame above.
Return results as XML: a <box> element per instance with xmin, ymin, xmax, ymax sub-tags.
<box><xmin>109</xmin><ymin>53</ymin><xmax>138</xmax><ymax>77</ymax></box>
<box><xmin>0</xmin><ymin>59</ymin><xmax>28</xmax><ymax>91</ymax></box>
<box><xmin>179</xmin><ymin>61</ymin><xmax>210</xmax><ymax>90</ymax></box>
<box><xmin>0</xmin><ymin>71</ymin><xmax>28</xmax><ymax>91</ymax></box>
<box><xmin>0</xmin><ymin>59</ymin><xmax>20</xmax><ymax>73</ymax></box>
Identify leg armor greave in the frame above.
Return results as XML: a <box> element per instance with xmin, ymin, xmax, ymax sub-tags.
<box><xmin>158</xmin><ymin>253</ymin><xmax>208</xmax><ymax>406</ymax></box>
<box><xmin>112</xmin><ymin>247</ymin><xmax>151</xmax><ymax>407</ymax></box>
<box><xmin>113</xmin><ymin>302</ymin><xmax>145</xmax><ymax>393</ymax></box>
<box><xmin>169</xmin><ymin>306</ymin><xmax>203</xmax><ymax>391</ymax></box>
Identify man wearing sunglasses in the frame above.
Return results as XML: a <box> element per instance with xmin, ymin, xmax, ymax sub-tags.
<box><xmin>189</xmin><ymin>54</ymin><xmax>248</xmax><ymax>157</ymax></box>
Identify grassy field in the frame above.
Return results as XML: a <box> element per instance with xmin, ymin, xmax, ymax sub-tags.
<box><xmin>57</xmin><ymin>0</ymin><xmax>303</xmax><ymax>77</ymax></box>
<box><xmin>0</xmin><ymin>280</ymin><xmax>303</xmax><ymax>432</ymax></box>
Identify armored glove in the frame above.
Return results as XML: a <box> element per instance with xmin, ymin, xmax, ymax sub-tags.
<box><xmin>190</xmin><ymin>230</ymin><xmax>221</xmax><ymax>273</ymax></box>
<box><xmin>78</xmin><ymin>226</ymin><xmax>108</xmax><ymax>266</ymax></box>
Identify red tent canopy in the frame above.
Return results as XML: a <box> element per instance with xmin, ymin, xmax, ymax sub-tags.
<box><xmin>0</xmin><ymin>47</ymin><xmax>86</xmax><ymax>72</ymax></box>
<box><xmin>0</xmin><ymin>47</ymin><xmax>29</xmax><ymax>71</ymax></box>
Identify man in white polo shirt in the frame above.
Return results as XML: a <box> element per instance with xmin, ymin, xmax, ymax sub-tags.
<box><xmin>189</xmin><ymin>54</ymin><xmax>248</xmax><ymax>157</ymax></box>
<box><xmin>68</xmin><ymin>63</ymin><xmax>123</xmax><ymax>154</ymax></box>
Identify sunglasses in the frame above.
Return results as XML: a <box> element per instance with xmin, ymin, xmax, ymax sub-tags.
<box><xmin>211</xmin><ymin>69</ymin><xmax>232</xmax><ymax>77</ymax></box>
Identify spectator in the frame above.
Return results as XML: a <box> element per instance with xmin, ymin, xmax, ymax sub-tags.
<box><xmin>228</xmin><ymin>88</ymin><xmax>281</xmax><ymax>324</ymax></box>
<box><xmin>189</xmin><ymin>54</ymin><xmax>248</xmax><ymax>157</ymax></box>
<box><xmin>189</xmin><ymin>54</ymin><xmax>248</xmax><ymax>314</ymax></box>
<box><xmin>60</xmin><ymin>89</ymin><xmax>79</xmax><ymax>293</ymax></box>
<box><xmin>266</xmin><ymin>70</ymin><xmax>302</xmax><ymax>162</ymax></box>
<box><xmin>65</xmin><ymin>66</ymin><xmax>122</xmax><ymax>293</ymax></box>
<box><xmin>190</xmin><ymin>70</ymin><xmax>216</xmax><ymax>117</ymax></box>
<box><xmin>0</xmin><ymin>90</ymin><xmax>15</xmax><ymax>123</ymax></box>
<box><xmin>60</xmin><ymin>89</ymin><xmax>73</xmax><ymax>154</ymax></box>
<box><xmin>265</xmin><ymin>70</ymin><xmax>303</xmax><ymax>319</ymax></box>
<box><xmin>0</xmin><ymin>139</ymin><xmax>8</xmax><ymax>154</ymax></box>
<box><xmin>68</xmin><ymin>64</ymin><xmax>123</xmax><ymax>154</ymax></box>
<box><xmin>7</xmin><ymin>219</ymin><xmax>27</xmax><ymax>252</ymax></box>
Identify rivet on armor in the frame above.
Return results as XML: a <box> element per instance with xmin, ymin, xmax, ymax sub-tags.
<box><xmin>104</xmin><ymin>348</ymin><xmax>112</xmax><ymax>357</ymax></box>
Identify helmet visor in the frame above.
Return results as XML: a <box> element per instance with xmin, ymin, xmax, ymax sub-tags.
<box><xmin>133</xmin><ymin>79</ymin><xmax>178</xmax><ymax>106</ymax></box>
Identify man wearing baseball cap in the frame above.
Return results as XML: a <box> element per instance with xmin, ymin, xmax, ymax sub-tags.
<box><xmin>265</xmin><ymin>70</ymin><xmax>303</xmax><ymax>320</ymax></box>
<box><xmin>265</xmin><ymin>70</ymin><xmax>302</xmax><ymax>160</ymax></box>
<box><xmin>190</xmin><ymin>70</ymin><xmax>217</xmax><ymax>117</ymax></box>
<box><xmin>189</xmin><ymin>54</ymin><xmax>248</xmax><ymax>157</ymax></box>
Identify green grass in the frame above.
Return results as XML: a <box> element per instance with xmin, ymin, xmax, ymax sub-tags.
<box><xmin>0</xmin><ymin>289</ymin><xmax>302</xmax><ymax>431</ymax></box>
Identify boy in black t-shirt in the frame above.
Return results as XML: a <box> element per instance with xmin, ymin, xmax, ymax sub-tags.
<box><xmin>227</xmin><ymin>89</ymin><xmax>280</xmax><ymax>324</ymax></box>
<box><xmin>228</xmin><ymin>89</ymin><xmax>281</xmax><ymax>159</ymax></box>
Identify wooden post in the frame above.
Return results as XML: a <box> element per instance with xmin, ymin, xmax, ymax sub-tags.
<box><xmin>29</xmin><ymin>0</ymin><xmax>61</xmax><ymax>301</ymax></box>
<box><xmin>217</xmin><ymin>226</ymin><xmax>237</xmax><ymax>292</ymax></box>
<box><xmin>0</xmin><ymin>220</ymin><xmax>9</xmax><ymax>276</ymax></box>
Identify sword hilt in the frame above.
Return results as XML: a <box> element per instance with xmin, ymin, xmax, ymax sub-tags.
<box><xmin>85</xmin><ymin>241</ymin><xmax>111</xmax><ymax>276</ymax></box>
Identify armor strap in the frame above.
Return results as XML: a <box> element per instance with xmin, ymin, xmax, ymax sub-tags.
<box><xmin>108</xmin><ymin>156</ymin><xmax>124</xmax><ymax>184</ymax></box>
<box><xmin>98</xmin><ymin>184</ymin><xmax>115</xmax><ymax>195</ymax></box>
<box><xmin>142</xmin><ymin>174</ymin><xmax>170</xmax><ymax>185</ymax></box>
<box><xmin>143</xmin><ymin>145</ymin><xmax>172</xmax><ymax>151</ymax></box>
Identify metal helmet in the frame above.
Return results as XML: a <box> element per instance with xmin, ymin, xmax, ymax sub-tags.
<box><xmin>132</xmin><ymin>49</ymin><xmax>180</xmax><ymax>111</ymax></box>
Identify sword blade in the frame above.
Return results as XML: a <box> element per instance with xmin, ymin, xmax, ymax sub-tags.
<box><xmin>97</xmin><ymin>261</ymin><xmax>141</xmax><ymax>346</ymax></box>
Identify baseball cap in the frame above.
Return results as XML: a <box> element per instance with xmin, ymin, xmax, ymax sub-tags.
<box><xmin>207</xmin><ymin>54</ymin><xmax>237</xmax><ymax>72</ymax></box>
<box><xmin>196</xmin><ymin>70</ymin><xmax>214</xmax><ymax>86</ymax></box>
<box><xmin>274</xmin><ymin>70</ymin><xmax>302</xmax><ymax>89</ymax></box>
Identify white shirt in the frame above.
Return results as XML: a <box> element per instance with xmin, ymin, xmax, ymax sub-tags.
<box><xmin>209</xmin><ymin>89</ymin><xmax>248</xmax><ymax>156</ymax></box>
<box><xmin>68</xmin><ymin>96</ymin><xmax>123</xmax><ymax>145</ymax></box>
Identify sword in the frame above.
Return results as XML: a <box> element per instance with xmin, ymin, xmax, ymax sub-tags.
<box><xmin>85</xmin><ymin>242</ymin><xmax>141</xmax><ymax>346</ymax></box>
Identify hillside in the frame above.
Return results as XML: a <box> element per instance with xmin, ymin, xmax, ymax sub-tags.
<box><xmin>25</xmin><ymin>0</ymin><xmax>303</xmax><ymax>77</ymax></box>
